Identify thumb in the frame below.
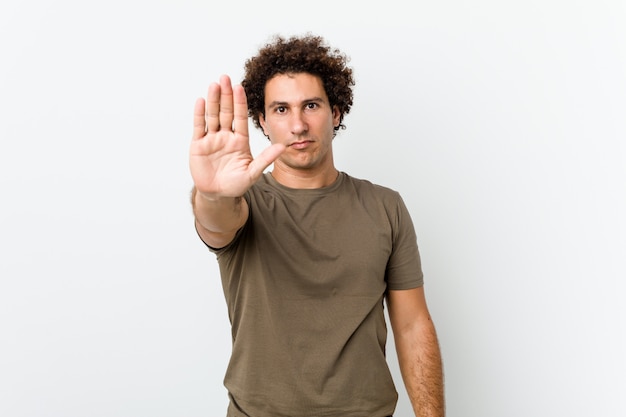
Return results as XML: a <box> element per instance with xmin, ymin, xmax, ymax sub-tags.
<box><xmin>248</xmin><ymin>143</ymin><xmax>286</xmax><ymax>178</ymax></box>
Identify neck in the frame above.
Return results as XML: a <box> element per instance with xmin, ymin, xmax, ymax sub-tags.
<box><xmin>270</xmin><ymin>162</ymin><xmax>339</xmax><ymax>189</ymax></box>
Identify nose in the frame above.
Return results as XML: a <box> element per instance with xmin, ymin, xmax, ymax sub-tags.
<box><xmin>290</xmin><ymin>110</ymin><xmax>308</xmax><ymax>135</ymax></box>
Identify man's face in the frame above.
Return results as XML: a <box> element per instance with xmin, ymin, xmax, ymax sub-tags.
<box><xmin>259</xmin><ymin>72</ymin><xmax>341</xmax><ymax>172</ymax></box>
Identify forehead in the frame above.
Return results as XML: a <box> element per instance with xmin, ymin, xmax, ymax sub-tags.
<box><xmin>264</xmin><ymin>72</ymin><xmax>328</xmax><ymax>104</ymax></box>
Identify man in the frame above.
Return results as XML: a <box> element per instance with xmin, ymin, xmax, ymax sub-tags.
<box><xmin>189</xmin><ymin>34</ymin><xmax>444</xmax><ymax>417</ymax></box>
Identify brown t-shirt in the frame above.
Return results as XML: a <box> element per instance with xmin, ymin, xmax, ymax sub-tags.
<box><xmin>209</xmin><ymin>172</ymin><xmax>423</xmax><ymax>417</ymax></box>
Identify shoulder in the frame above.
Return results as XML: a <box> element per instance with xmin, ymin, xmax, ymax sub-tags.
<box><xmin>341</xmin><ymin>173</ymin><xmax>403</xmax><ymax>203</ymax></box>
<box><xmin>341</xmin><ymin>174</ymin><xmax>417</xmax><ymax>229</ymax></box>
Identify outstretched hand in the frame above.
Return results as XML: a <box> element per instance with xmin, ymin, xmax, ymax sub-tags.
<box><xmin>190</xmin><ymin>75</ymin><xmax>285</xmax><ymax>199</ymax></box>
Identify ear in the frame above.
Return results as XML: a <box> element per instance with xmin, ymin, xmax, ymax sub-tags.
<box><xmin>332</xmin><ymin>105</ymin><xmax>341</xmax><ymax>127</ymax></box>
<box><xmin>259</xmin><ymin>113</ymin><xmax>269</xmax><ymax>136</ymax></box>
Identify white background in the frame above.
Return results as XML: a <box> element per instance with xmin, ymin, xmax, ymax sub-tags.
<box><xmin>1</xmin><ymin>1</ymin><xmax>625</xmax><ymax>416</ymax></box>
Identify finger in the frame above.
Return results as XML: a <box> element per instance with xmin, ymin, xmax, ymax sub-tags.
<box><xmin>192</xmin><ymin>97</ymin><xmax>206</xmax><ymax>140</ymax></box>
<box><xmin>248</xmin><ymin>143</ymin><xmax>286</xmax><ymax>178</ymax></box>
<box><xmin>232</xmin><ymin>84</ymin><xmax>249</xmax><ymax>137</ymax></box>
<box><xmin>205</xmin><ymin>82</ymin><xmax>221</xmax><ymax>133</ymax></box>
<box><xmin>218</xmin><ymin>74</ymin><xmax>234</xmax><ymax>131</ymax></box>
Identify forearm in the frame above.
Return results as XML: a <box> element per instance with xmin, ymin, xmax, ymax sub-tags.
<box><xmin>395</xmin><ymin>319</ymin><xmax>445</xmax><ymax>417</ymax></box>
<box><xmin>191</xmin><ymin>186</ymin><xmax>248</xmax><ymax>237</ymax></box>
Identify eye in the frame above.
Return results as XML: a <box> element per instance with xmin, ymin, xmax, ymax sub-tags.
<box><xmin>275</xmin><ymin>106</ymin><xmax>286</xmax><ymax>113</ymax></box>
<box><xmin>306</xmin><ymin>102</ymin><xmax>318</xmax><ymax>110</ymax></box>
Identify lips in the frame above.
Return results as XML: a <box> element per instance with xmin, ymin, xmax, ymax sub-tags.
<box><xmin>289</xmin><ymin>140</ymin><xmax>312</xmax><ymax>150</ymax></box>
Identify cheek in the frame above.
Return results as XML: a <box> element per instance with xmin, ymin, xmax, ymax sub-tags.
<box><xmin>265</xmin><ymin>119</ymin><xmax>287</xmax><ymax>135</ymax></box>
<box><xmin>262</xmin><ymin>122</ymin><xmax>273</xmax><ymax>136</ymax></box>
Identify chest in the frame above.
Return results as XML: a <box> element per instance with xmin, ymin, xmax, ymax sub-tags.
<box><xmin>247</xmin><ymin>193</ymin><xmax>394</xmax><ymax>295</ymax></box>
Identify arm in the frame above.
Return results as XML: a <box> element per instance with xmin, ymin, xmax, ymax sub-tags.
<box><xmin>387</xmin><ymin>286</ymin><xmax>445</xmax><ymax>417</ymax></box>
<box><xmin>189</xmin><ymin>75</ymin><xmax>285</xmax><ymax>248</ymax></box>
<box><xmin>190</xmin><ymin>186</ymin><xmax>248</xmax><ymax>249</ymax></box>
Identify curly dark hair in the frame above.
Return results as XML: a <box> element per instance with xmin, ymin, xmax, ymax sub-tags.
<box><xmin>242</xmin><ymin>34</ymin><xmax>355</xmax><ymax>134</ymax></box>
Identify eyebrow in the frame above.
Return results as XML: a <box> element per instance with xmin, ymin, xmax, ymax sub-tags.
<box><xmin>266</xmin><ymin>97</ymin><xmax>326</xmax><ymax>110</ymax></box>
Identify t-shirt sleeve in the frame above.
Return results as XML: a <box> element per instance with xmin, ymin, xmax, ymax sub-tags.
<box><xmin>385</xmin><ymin>194</ymin><xmax>424</xmax><ymax>290</ymax></box>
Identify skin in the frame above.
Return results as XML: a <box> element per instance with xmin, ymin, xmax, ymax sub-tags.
<box><xmin>190</xmin><ymin>74</ymin><xmax>284</xmax><ymax>248</ymax></box>
<box><xmin>387</xmin><ymin>287</ymin><xmax>445</xmax><ymax>416</ymax></box>
<box><xmin>190</xmin><ymin>72</ymin><xmax>444</xmax><ymax>416</ymax></box>
<box><xmin>259</xmin><ymin>73</ymin><xmax>341</xmax><ymax>189</ymax></box>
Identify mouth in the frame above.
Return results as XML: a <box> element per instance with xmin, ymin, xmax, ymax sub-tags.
<box><xmin>289</xmin><ymin>140</ymin><xmax>313</xmax><ymax>150</ymax></box>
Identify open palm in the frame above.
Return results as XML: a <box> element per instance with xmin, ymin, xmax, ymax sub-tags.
<box><xmin>190</xmin><ymin>75</ymin><xmax>284</xmax><ymax>199</ymax></box>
